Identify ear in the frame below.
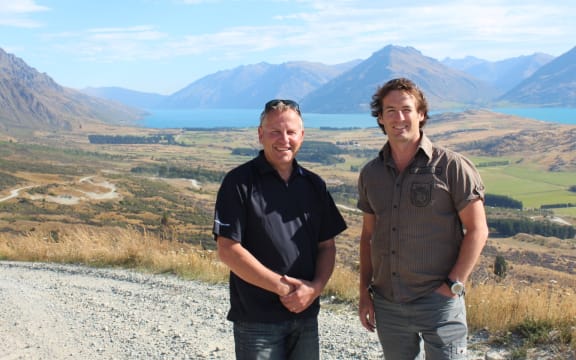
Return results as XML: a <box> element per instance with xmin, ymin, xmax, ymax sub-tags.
<box><xmin>258</xmin><ymin>126</ymin><xmax>263</xmax><ymax>144</ymax></box>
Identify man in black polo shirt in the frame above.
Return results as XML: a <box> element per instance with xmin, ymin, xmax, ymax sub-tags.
<box><xmin>213</xmin><ymin>99</ymin><xmax>347</xmax><ymax>360</ymax></box>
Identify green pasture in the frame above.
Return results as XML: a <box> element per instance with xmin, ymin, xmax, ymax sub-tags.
<box><xmin>474</xmin><ymin>158</ymin><xmax>576</xmax><ymax>215</ymax></box>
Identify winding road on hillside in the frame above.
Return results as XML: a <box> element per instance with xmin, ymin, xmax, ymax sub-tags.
<box><xmin>0</xmin><ymin>177</ymin><xmax>119</xmax><ymax>205</ymax></box>
<box><xmin>0</xmin><ymin>185</ymin><xmax>35</xmax><ymax>203</ymax></box>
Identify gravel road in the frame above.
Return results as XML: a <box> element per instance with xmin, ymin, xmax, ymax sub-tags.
<box><xmin>0</xmin><ymin>261</ymin><xmax>382</xmax><ymax>359</ymax></box>
<box><xmin>2</xmin><ymin>261</ymin><xmax>565</xmax><ymax>360</ymax></box>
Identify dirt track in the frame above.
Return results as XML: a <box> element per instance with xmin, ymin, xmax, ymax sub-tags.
<box><xmin>0</xmin><ymin>261</ymin><xmax>383</xmax><ymax>359</ymax></box>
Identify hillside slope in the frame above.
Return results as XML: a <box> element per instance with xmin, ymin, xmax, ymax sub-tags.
<box><xmin>500</xmin><ymin>46</ymin><xmax>576</xmax><ymax>106</ymax></box>
<box><xmin>426</xmin><ymin>110</ymin><xmax>576</xmax><ymax>171</ymax></box>
<box><xmin>301</xmin><ymin>45</ymin><xmax>495</xmax><ymax>112</ymax></box>
<box><xmin>0</xmin><ymin>48</ymin><xmax>145</xmax><ymax>135</ymax></box>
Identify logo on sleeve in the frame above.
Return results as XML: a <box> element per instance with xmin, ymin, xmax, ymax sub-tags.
<box><xmin>214</xmin><ymin>219</ymin><xmax>230</xmax><ymax>227</ymax></box>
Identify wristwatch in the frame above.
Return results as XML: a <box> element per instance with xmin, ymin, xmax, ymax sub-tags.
<box><xmin>445</xmin><ymin>278</ymin><xmax>465</xmax><ymax>296</ymax></box>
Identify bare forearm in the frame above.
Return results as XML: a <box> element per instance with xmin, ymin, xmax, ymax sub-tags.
<box><xmin>359</xmin><ymin>236</ymin><xmax>373</xmax><ymax>290</ymax></box>
<box><xmin>312</xmin><ymin>240</ymin><xmax>336</xmax><ymax>294</ymax></box>
<box><xmin>449</xmin><ymin>229</ymin><xmax>487</xmax><ymax>283</ymax></box>
<box><xmin>358</xmin><ymin>213</ymin><xmax>376</xmax><ymax>332</ymax></box>
<box><xmin>217</xmin><ymin>237</ymin><xmax>291</xmax><ymax>295</ymax></box>
<box><xmin>359</xmin><ymin>213</ymin><xmax>375</xmax><ymax>291</ymax></box>
<box><xmin>450</xmin><ymin>200</ymin><xmax>489</xmax><ymax>283</ymax></box>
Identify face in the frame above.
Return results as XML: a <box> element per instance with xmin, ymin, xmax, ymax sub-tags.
<box><xmin>258</xmin><ymin>108</ymin><xmax>304</xmax><ymax>170</ymax></box>
<box><xmin>378</xmin><ymin>90</ymin><xmax>424</xmax><ymax>144</ymax></box>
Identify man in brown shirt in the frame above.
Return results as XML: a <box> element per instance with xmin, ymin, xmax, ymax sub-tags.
<box><xmin>357</xmin><ymin>78</ymin><xmax>489</xmax><ymax>360</ymax></box>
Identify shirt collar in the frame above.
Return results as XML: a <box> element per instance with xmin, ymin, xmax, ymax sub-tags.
<box><xmin>418</xmin><ymin>133</ymin><xmax>434</xmax><ymax>159</ymax></box>
<box><xmin>378</xmin><ymin>131</ymin><xmax>433</xmax><ymax>162</ymax></box>
<box><xmin>255</xmin><ymin>150</ymin><xmax>304</xmax><ymax>177</ymax></box>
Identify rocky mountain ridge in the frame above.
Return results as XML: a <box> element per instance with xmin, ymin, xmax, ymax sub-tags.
<box><xmin>85</xmin><ymin>44</ymin><xmax>575</xmax><ymax>113</ymax></box>
<box><xmin>0</xmin><ymin>48</ymin><xmax>145</xmax><ymax>134</ymax></box>
<box><xmin>300</xmin><ymin>45</ymin><xmax>495</xmax><ymax>112</ymax></box>
<box><xmin>499</xmin><ymin>46</ymin><xmax>576</xmax><ymax>106</ymax></box>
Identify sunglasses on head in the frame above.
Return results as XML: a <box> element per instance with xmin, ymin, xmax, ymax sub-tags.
<box><xmin>264</xmin><ymin>99</ymin><xmax>300</xmax><ymax>113</ymax></box>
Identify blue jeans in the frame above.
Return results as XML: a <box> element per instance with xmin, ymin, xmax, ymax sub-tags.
<box><xmin>233</xmin><ymin>317</ymin><xmax>319</xmax><ymax>360</ymax></box>
<box><xmin>373</xmin><ymin>291</ymin><xmax>468</xmax><ymax>360</ymax></box>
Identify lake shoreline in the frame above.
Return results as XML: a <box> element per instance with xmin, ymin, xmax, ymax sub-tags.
<box><xmin>139</xmin><ymin>107</ymin><xmax>576</xmax><ymax>129</ymax></box>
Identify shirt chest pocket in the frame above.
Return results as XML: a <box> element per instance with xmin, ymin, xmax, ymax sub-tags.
<box><xmin>408</xmin><ymin>180</ymin><xmax>452</xmax><ymax>212</ymax></box>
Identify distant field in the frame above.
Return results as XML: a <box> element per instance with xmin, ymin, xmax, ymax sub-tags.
<box><xmin>472</xmin><ymin>157</ymin><xmax>576</xmax><ymax>215</ymax></box>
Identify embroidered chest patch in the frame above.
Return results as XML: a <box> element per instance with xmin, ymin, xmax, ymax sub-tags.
<box><xmin>410</xmin><ymin>183</ymin><xmax>432</xmax><ymax>207</ymax></box>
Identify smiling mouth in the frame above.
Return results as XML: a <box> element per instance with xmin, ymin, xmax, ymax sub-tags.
<box><xmin>275</xmin><ymin>146</ymin><xmax>292</xmax><ymax>152</ymax></box>
<box><xmin>391</xmin><ymin>126</ymin><xmax>407</xmax><ymax>133</ymax></box>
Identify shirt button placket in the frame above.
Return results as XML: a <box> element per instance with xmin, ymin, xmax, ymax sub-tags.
<box><xmin>390</xmin><ymin>178</ymin><xmax>402</xmax><ymax>297</ymax></box>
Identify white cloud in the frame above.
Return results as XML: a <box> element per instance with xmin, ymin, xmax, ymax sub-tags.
<box><xmin>0</xmin><ymin>0</ymin><xmax>49</xmax><ymax>13</ymax></box>
<box><xmin>16</xmin><ymin>0</ymin><xmax>576</xmax><ymax>86</ymax></box>
<box><xmin>38</xmin><ymin>26</ymin><xmax>168</xmax><ymax>63</ymax></box>
<box><xmin>87</xmin><ymin>26</ymin><xmax>167</xmax><ymax>41</ymax></box>
<box><xmin>280</xmin><ymin>1</ymin><xmax>576</xmax><ymax>60</ymax></box>
<box><xmin>0</xmin><ymin>0</ymin><xmax>48</xmax><ymax>27</ymax></box>
<box><xmin>96</xmin><ymin>1</ymin><xmax>574</xmax><ymax>65</ymax></box>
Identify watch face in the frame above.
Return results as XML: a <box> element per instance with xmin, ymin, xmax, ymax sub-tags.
<box><xmin>451</xmin><ymin>282</ymin><xmax>465</xmax><ymax>295</ymax></box>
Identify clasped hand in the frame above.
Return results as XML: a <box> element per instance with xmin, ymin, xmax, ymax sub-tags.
<box><xmin>279</xmin><ymin>275</ymin><xmax>317</xmax><ymax>313</ymax></box>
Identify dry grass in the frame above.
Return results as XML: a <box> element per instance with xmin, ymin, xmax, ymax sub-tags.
<box><xmin>467</xmin><ymin>282</ymin><xmax>576</xmax><ymax>353</ymax></box>
<box><xmin>0</xmin><ymin>225</ymin><xmax>228</xmax><ymax>283</ymax></box>
<box><xmin>467</xmin><ymin>281</ymin><xmax>576</xmax><ymax>332</ymax></box>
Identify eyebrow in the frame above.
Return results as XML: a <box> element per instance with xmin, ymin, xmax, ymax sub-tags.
<box><xmin>384</xmin><ymin>105</ymin><xmax>413</xmax><ymax>110</ymax></box>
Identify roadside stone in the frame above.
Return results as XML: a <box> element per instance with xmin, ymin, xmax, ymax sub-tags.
<box><xmin>485</xmin><ymin>350</ymin><xmax>510</xmax><ymax>360</ymax></box>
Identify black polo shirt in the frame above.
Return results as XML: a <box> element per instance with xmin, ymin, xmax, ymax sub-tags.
<box><xmin>213</xmin><ymin>151</ymin><xmax>347</xmax><ymax>322</ymax></box>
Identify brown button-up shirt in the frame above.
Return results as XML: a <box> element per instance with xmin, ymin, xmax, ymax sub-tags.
<box><xmin>357</xmin><ymin>134</ymin><xmax>485</xmax><ymax>303</ymax></box>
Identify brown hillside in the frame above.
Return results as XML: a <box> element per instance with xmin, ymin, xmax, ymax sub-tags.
<box><xmin>0</xmin><ymin>48</ymin><xmax>145</xmax><ymax>135</ymax></box>
<box><xmin>426</xmin><ymin>110</ymin><xmax>576</xmax><ymax>171</ymax></box>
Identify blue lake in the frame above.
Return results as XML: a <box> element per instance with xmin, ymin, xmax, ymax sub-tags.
<box><xmin>139</xmin><ymin>107</ymin><xmax>576</xmax><ymax>129</ymax></box>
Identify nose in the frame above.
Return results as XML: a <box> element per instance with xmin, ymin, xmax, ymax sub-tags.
<box><xmin>278</xmin><ymin>131</ymin><xmax>290</xmax><ymax>142</ymax></box>
<box><xmin>392</xmin><ymin>110</ymin><xmax>405</xmax><ymax>121</ymax></box>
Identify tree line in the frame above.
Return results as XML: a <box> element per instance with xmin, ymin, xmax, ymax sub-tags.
<box><xmin>540</xmin><ymin>203</ymin><xmax>576</xmax><ymax>209</ymax></box>
<box><xmin>488</xmin><ymin>218</ymin><xmax>575</xmax><ymax>239</ymax></box>
<box><xmin>485</xmin><ymin>194</ymin><xmax>523</xmax><ymax>209</ymax></box>
<box><xmin>88</xmin><ymin>134</ymin><xmax>177</xmax><ymax>145</ymax></box>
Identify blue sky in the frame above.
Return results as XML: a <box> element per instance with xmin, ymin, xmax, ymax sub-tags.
<box><xmin>1</xmin><ymin>0</ymin><xmax>575</xmax><ymax>95</ymax></box>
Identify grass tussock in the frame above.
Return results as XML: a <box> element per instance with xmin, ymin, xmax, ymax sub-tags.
<box><xmin>467</xmin><ymin>281</ymin><xmax>576</xmax><ymax>351</ymax></box>
<box><xmin>0</xmin><ymin>225</ymin><xmax>228</xmax><ymax>283</ymax></box>
<box><xmin>467</xmin><ymin>282</ymin><xmax>575</xmax><ymax>333</ymax></box>
<box><xmin>1</xmin><ymin>226</ymin><xmax>574</xmax><ymax>351</ymax></box>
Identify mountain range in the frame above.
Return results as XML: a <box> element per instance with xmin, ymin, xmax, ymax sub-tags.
<box><xmin>441</xmin><ymin>52</ymin><xmax>553</xmax><ymax>92</ymax></box>
<box><xmin>300</xmin><ymin>45</ymin><xmax>496</xmax><ymax>112</ymax></box>
<box><xmin>0</xmin><ymin>48</ymin><xmax>144</xmax><ymax>135</ymax></box>
<box><xmin>497</xmin><ymin>46</ymin><xmax>576</xmax><ymax>106</ymax></box>
<box><xmin>1</xmin><ymin>43</ymin><xmax>575</xmax><ymax>132</ymax></box>
<box><xmin>83</xmin><ymin>44</ymin><xmax>575</xmax><ymax>112</ymax></box>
